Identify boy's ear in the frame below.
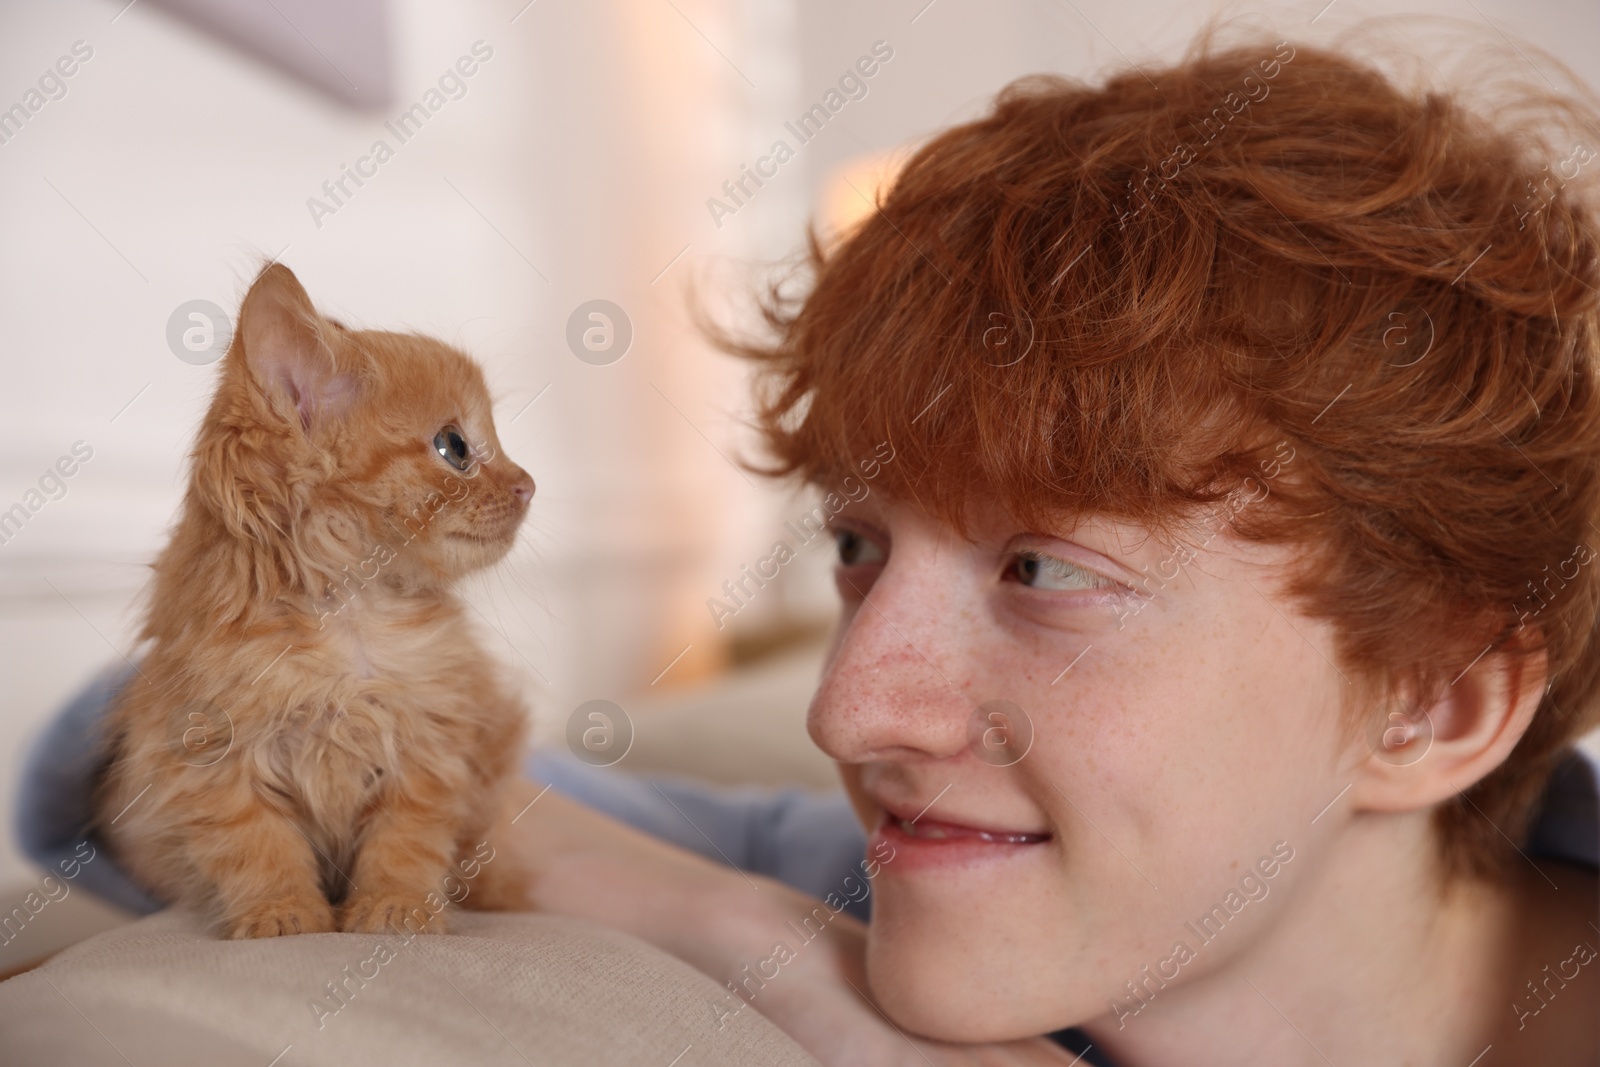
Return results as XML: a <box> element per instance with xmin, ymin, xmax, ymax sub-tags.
<box><xmin>1352</xmin><ymin>645</ymin><xmax>1548</xmax><ymax>814</ymax></box>
<box><xmin>236</xmin><ymin>264</ymin><xmax>358</xmax><ymax>432</ymax></box>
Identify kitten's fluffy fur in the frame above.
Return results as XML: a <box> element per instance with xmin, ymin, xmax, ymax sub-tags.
<box><xmin>95</xmin><ymin>264</ymin><xmax>535</xmax><ymax>938</ymax></box>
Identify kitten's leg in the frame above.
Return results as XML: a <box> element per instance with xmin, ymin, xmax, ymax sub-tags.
<box><xmin>455</xmin><ymin>693</ymin><xmax>534</xmax><ymax>913</ymax></box>
<box><xmin>185</xmin><ymin>792</ymin><xmax>335</xmax><ymax>939</ymax></box>
<box><xmin>340</xmin><ymin>786</ymin><xmax>459</xmax><ymax>934</ymax></box>
<box><xmin>455</xmin><ymin>787</ymin><xmax>534</xmax><ymax>913</ymax></box>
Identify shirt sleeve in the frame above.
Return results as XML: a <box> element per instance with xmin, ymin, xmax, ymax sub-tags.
<box><xmin>12</xmin><ymin>660</ymin><xmax>163</xmax><ymax>915</ymax></box>
<box><xmin>13</xmin><ymin>661</ymin><xmax>870</xmax><ymax>922</ymax></box>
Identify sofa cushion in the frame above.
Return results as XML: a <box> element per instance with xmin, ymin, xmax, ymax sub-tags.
<box><xmin>0</xmin><ymin>908</ymin><xmax>819</xmax><ymax>1067</ymax></box>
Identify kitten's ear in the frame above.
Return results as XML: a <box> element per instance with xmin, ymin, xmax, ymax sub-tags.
<box><xmin>236</xmin><ymin>264</ymin><xmax>358</xmax><ymax>432</ymax></box>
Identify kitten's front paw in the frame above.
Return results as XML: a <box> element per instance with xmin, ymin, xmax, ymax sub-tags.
<box><xmin>225</xmin><ymin>894</ymin><xmax>336</xmax><ymax>939</ymax></box>
<box><xmin>339</xmin><ymin>889</ymin><xmax>448</xmax><ymax>935</ymax></box>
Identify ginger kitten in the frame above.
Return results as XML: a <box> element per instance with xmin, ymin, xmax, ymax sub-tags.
<box><xmin>96</xmin><ymin>263</ymin><xmax>534</xmax><ymax>938</ymax></box>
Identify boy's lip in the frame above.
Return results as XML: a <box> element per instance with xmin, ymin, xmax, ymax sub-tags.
<box><xmin>873</xmin><ymin>799</ymin><xmax>1053</xmax><ymax>844</ymax></box>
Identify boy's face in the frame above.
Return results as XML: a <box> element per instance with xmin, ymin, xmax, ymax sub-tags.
<box><xmin>809</xmin><ymin>492</ymin><xmax>1358</xmax><ymax>1040</ymax></box>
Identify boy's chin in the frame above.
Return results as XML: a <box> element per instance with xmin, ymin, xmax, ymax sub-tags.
<box><xmin>867</xmin><ymin>931</ymin><xmax>1069</xmax><ymax>1045</ymax></box>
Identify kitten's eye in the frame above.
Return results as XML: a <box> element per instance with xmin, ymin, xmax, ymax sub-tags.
<box><xmin>433</xmin><ymin>425</ymin><xmax>471</xmax><ymax>471</ymax></box>
<box><xmin>1011</xmin><ymin>551</ymin><xmax>1112</xmax><ymax>591</ymax></box>
<box><xmin>834</xmin><ymin>528</ymin><xmax>885</xmax><ymax>567</ymax></box>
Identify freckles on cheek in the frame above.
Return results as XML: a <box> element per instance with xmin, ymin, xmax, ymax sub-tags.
<box><xmin>1036</xmin><ymin>688</ymin><xmax>1137</xmax><ymax>785</ymax></box>
<box><xmin>1039</xmin><ymin>623</ymin><xmax>1226</xmax><ymax>793</ymax></box>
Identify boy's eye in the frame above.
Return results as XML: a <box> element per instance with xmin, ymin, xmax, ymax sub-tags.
<box><xmin>433</xmin><ymin>425</ymin><xmax>471</xmax><ymax>471</ymax></box>
<box><xmin>834</xmin><ymin>528</ymin><xmax>885</xmax><ymax>567</ymax></box>
<box><xmin>1012</xmin><ymin>551</ymin><xmax>1111</xmax><ymax>591</ymax></box>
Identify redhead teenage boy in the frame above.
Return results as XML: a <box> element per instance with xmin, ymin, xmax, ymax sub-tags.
<box><xmin>19</xmin><ymin>32</ymin><xmax>1600</xmax><ymax>1067</ymax></box>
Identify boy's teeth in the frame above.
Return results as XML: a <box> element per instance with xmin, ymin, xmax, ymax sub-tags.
<box><xmin>896</xmin><ymin>816</ymin><xmax>1049</xmax><ymax>844</ymax></box>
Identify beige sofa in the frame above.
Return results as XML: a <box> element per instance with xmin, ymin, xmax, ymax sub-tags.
<box><xmin>0</xmin><ymin>909</ymin><xmax>820</xmax><ymax>1066</ymax></box>
<box><xmin>0</xmin><ymin>643</ymin><xmax>835</xmax><ymax>1066</ymax></box>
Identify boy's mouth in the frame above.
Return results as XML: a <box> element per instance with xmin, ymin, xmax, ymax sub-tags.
<box><xmin>890</xmin><ymin>814</ymin><xmax>1051</xmax><ymax>844</ymax></box>
<box><xmin>876</xmin><ymin>801</ymin><xmax>1053</xmax><ymax>845</ymax></box>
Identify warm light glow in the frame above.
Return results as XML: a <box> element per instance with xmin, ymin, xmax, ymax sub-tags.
<box><xmin>819</xmin><ymin>150</ymin><xmax>909</xmax><ymax>244</ymax></box>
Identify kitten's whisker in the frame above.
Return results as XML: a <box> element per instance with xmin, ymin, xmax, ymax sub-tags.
<box><xmin>490</xmin><ymin>564</ymin><xmax>554</xmax><ymax>656</ymax></box>
<box><xmin>483</xmin><ymin>575</ymin><xmax>517</xmax><ymax>651</ymax></box>
<box><xmin>497</xmin><ymin>545</ymin><xmax>564</xmax><ymax>629</ymax></box>
<box><xmin>463</xmin><ymin>598</ymin><xmax>550</xmax><ymax>686</ymax></box>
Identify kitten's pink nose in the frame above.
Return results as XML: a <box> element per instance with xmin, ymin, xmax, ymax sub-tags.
<box><xmin>511</xmin><ymin>471</ymin><xmax>535</xmax><ymax>505</ymax></box>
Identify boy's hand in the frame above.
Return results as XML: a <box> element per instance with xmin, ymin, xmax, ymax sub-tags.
<box><xmin>495</xmin><ymin>779</ymin><xmax>1084</xmax><ymax>1066</ymax></box>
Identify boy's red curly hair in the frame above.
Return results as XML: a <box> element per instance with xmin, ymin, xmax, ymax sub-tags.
<box><xmin>731</xmin><ymin>33</ymin><xmax>1600</xmax><ymax>879</ymax></box>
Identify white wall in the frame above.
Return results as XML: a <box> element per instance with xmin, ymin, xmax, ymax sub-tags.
<box><xmin>1</xmin><ymin>0</ymin><xmax>1597</xmax><ymax>888</ymax></box>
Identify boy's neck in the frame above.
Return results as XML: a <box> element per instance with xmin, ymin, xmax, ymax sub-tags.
<box><xmin>1090</xmin><ymin>808</ymin><xmax>1598</xmax><ymax>1065</ymax></box>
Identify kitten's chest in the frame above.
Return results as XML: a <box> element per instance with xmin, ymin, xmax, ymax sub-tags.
<box><xmin>278</xmin><ymin>596</ymin><xmax>489</xmax><ymax>760</ymax></box>
<box><xmin>316</xmin><ymin>595</ymin><xmax>474</xmax><ymax>692</ymax></box>
<box><xmin>263</xmin><ymin>597</ymin><xmax>490</xmax><ymax>824</ymax></box>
